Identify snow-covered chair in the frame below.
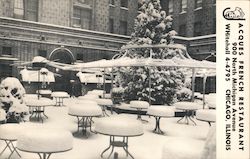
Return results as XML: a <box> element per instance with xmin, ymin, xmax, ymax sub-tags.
<box><xmin>95</xmin><ymin>98</ymin><xmax>113</xmax><ymax>116</ymax></box>
<box><xmin>196</xmin><ymin>109</ymin><xmax>216</xmax><ymax>126</ymax></box>
<box><xmin>162</xmin><ymin>125</ymin><xmax>216</xmax><ymax>159</ymax></box>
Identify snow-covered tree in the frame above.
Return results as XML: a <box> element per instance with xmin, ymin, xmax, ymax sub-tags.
<box><xmin>116</xmin><ymin>0</ymin><xmax>188</xmax><ymax>105</ymax></box>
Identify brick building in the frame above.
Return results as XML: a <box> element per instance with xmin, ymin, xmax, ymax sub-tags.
<box><xmin>160</xmin><ymin>0</ymin><xmax>216</xmax><ymax>61</ymax></box>
<box><xmin>0</xmin><ymin>0</ymin><xmax>216</xmax><ymax>93</ymax></box>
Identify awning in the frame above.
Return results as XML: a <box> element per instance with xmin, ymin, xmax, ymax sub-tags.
<box><xmin>76</xmin><ymin>71</ymin><xmax>112</xmax><ymax>84</ymax></box>
<box><xmin>20</xmin><ymin>68</ymin><xmax>55</xmax><ymax>83</ymax></box>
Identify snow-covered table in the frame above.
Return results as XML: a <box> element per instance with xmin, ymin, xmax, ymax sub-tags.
<box><xmin>25</xmin><ymin>98</ymin><xmax>53</xmax><ymax>123</ymax></box>
<box><xmin>147</xmin><ymin>106</ymin><xmax>175</xmax><ymax>134</ymax></box>
<box><xmin>95</xmin><ymin>98</ymin><xmax>113</xmax><ymax>116</ymax></box>
<box><xmin>130</xmin><ymin>101</ymin><xmax>150</xmax><ymax>122</ymax></box>
<box><xmin>196</xmin><ymin>109</ymin><xmax>216</xmax><ymax>126</ymax></box>
<box><xmin>17</xmin><ymin>129</ymin><xmax>73</xmax><ymax>159</ymax></box>
<box><xmin>174</xmin><ymin>102</ymin><xmax>202</xmax><ymax>125</ymax></box>
<box><xmin>0</xmin><ymin>124</ymin><xmax>21</xmax><ymax>159</ymax></box>
<box><xmin>68</xmin><ymin>101</ymin><xmax>102</xmax><ymax>137</ymax></box>
<box><xmin>51</xmin><ymin>91</ymin><xmax>70</xmax><ymax>106</ymax></box>
<box><xmin>95</xmin><ymin>116</ymin><xmax>144</xmax><ymax>159</ymax></box>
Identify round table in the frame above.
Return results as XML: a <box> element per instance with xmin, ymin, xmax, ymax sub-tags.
<box><xmin>25</xmin><ymin>98</ymin><xmax>53</xmax><ymax>123</ymax></box>
<box><xmin>95</xmin><ymin>116</ymin><xmax>143</xmax><ymax>159</ymax></box>
<box><xmin>68</xmin><ymin>101</ymin><xmax>102</xmax><ymax>137</ymax></box>
<box><xmin>196</xmin><ymin>109</ymin><xmax>216</xmax><ymax>126</ymax></box>
<box><xmin>95</xmin><ymin>98</ymin><xmax>113</xmax><ymax>116</ymax></box>
<box><xmin>51</xmin><ymin>92</ymin><xmax>70</xmax><ymax>106</ymax></box>
<box><xmin>130</xmin><ymin>101</ymin><xmax>149</xmax><ymax>122</ymax></box>
<box><xmin>147</xmin><ymin>106</ymin><xmax>175</xmax><ymax>134</ymax></box>
<box><xmin>174</xmin><ymin>102</ymin><xmax>202</xmax><ymax>125</ymax></box>
<box><xmin>17</xmin><ymin>129</ymin><xmax>73</xmax><ymax>159</ymax></box>
<box><xmin>0</xmin><ymin>124</ymin><xmax>21</xmax><ymax>159</ymax></box>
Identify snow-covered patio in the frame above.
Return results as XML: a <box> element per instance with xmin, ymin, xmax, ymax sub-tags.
<box><xmin>0</xmin><ymin>98</ymin><xmax>211</xmax><ymax>159</ymax></box>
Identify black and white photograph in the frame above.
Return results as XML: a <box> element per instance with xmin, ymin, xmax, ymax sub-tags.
<box><xmin>0</xmin><ymin>0</ymin><xmax>248</xmax><ymax>159</ymax></box>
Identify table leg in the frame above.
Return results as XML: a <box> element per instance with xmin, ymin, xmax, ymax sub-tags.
<box><xmin>101</xmin><ymin>136</ymin><xmax>134</xmax><ymax>159</ymax></box>
<box><xmin>153</xmin><ymin>116</ymin><xmax>164</xmax><ymax>134</ymax></box>
<box><xmin>136</xmin><ymin>109</ymin><xmax>148</xmax><ymax>123</ymax></box>
<box><xmin>101</xmin><ymin>106</ymin><xmax>109</xmax><ymax>117</ymax></box>
<box><xmin>0</xmin><ymin>140</ymin><xmax>21</xmax><ymax>159</ymax></box>
<box><xmin>177</xmin><ymin>110</ymin><xmax>196</xmax><ymax>125</ymax></box>
<box><xmin>38</xmin><ymin>153</ymin><xmax>52</xmax><ymax>159</ymax></box>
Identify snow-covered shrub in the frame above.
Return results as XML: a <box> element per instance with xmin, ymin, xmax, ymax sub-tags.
<box><xmin>176</xmin><ymin>87</ymin><xmax>192</xmax><ymax>101</ymax></box>
<box><xmin>0</xmin><ymin>77</ymin><xmax>28</xmax><ymax>123</ymax></box>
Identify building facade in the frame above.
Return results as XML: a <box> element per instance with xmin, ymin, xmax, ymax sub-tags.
<box><xmin>160</xmin><ymin>0</ymin><xmax>216</xmax><ymax>61</ymax></box>
<box><xmin>0</xmin><ymin>0</ymin><xmax>216</xmax><ymax>93</ymax></box>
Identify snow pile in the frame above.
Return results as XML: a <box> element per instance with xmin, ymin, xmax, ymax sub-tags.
<box><xmin>0</xmin><ymin>123</ymin><xmax>21</xmax><ymax>140</ymax></box>
<box><xmin>95</xmin><ymin>115</ymin><xmax>144</xmax><ymax>136</ymax></box>
<box><xmin>68</xmin><ymin>103</ymin><xmax>102</xmax><ymax>116</ymax></box>
<box><xmin>196</xmin><ymin>109</ymin><xmax>216</xmax><ymax>122</ymax></box>
<box><xmin>130</xmin><ymin>101</ymin><xmax>150</xmax><ymax>109</ymax></box>
<box><xmin>32</xmin><ymin>56</ymin><xmax>48</xmax><ymax>63</ymax></box>
<box><xmin>95</xmin><ymin>98</ymin><xmax>113</xmax><ymax>106</ymax></box>
<box><xmin>78</xmin><ymin>94</ymin><xmax>99</xmax><ymax>100</ymax></box>
<box><xmin>17</xmin><ymin>129</ymin><xmax>73</xmax><ymax>153</ymax></box>
<box><xmin>51</xmin><ymin>92</ymin><xmax>70</xmax><ymax>98</ymax></box>
<box><xmin>205</xmin><ymin>93</ymin><xmax>216</xmax><ymax>109</ymax></box>
<box><xmin>162</xmin><ymin>137</ymin><xmax>204</xmax><ymax>159</ymax></box>
<box><xmin>174</xmin><ymin>102</ymin><xmax>202</xmax><ymax>110</ymax></box>
<box><xmin>87</xmin><ymin>90</ymin><xmax>104</xmax><ymax>96</ymax></box>
<box><xmin>147</xmin><ymin>106</ymin><xmax>175</xmax><ymax>117</ymax></box>
<box><xmin>24</xmin><ymin>98</ymin><xmax>54</xmax><ymax>106</ymax></box>
<box><xmin>74</xmin><ymin>99</ymin><xmax>97</xmax><ymax>105</ymax></box>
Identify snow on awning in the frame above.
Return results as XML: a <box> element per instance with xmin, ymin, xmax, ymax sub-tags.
<box><xmin>20</xmin><ymin>68</ymin><xmax>55</xmax><ymax>83</ymax></box>
<box><xmin>76</xmin><ymin>71</ymin><xmax>112</xmax><ymax>84</ymax></box>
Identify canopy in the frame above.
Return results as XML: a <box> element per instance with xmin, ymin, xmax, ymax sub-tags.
<box><xmin>67</xmin><ymin>44</ymin><xmax>216</xmax><ymax>70</ymax></box>
<box><xmin>20</xmin><ymin>68</ymin><xmax>55</xmax><ymax>83</ymax></box>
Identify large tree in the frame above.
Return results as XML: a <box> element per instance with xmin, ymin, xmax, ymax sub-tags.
<box><xmin>116</xmin><ymin>0</ymin><xmax>189</xmax><ymax>105</ymax></box>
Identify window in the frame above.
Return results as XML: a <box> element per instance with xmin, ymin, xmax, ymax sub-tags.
<box><xmin>14</xmin><ymin>0</ymin><xmax>24</xmax><ymax>19</ymax></box>
<box><xmin>120</xmin><ymin>0</ymin><xmax>128</xmax><ymax>8</ymax></box>
<box><xmin>109</xmin><ymin>0</ymin><xmax>115</xmax><ymax>5</ymax></box>
<box><xmin>212</xmin><ymin>0</ymin><xmax>216</xmax><ymax>5</ymax></box>
<box><xmin>38</xmin><ymin>50</ymin><xmax>47</xmax><ymax>58</ymax></box>
<box><xmin>2</xmin><ymin>47</ymin><xmax>12</xmax><ymax>56</ymax></box>
<box><xmin>72</xmin><ymin>7</ymin><xmax>81</xmax><ymax>27</ymax></box>
<box><xmin>109</xmin><ymin>18</ymin><xmax>114</xmax><ymax>33</ymax></box>
<box><xmin>195</xmin><ymin>0</ymin><xmax>202</xmax><ymax>9</ymax></box>
<box><xmin>26</xmin><ymin>0</ymin><xmax>39</xmax><ymax>21</ymax></box>
<box><xmin>72</xmin><ymin>7</ymin><xmax>92</xmax><ymax>29</ymax></box>
<box><xmin>194</xmin><ymin>22</ymin><xmax>202</xmax><ymax>36</ymax></box>
<box><xmin>14</xmin><ymin>0</ymin><xmax>38</xmax><ymax>21</ymax></box>
<box><xmin>120</xmin><ymin>20</ymin><xmax>127</xmax><ymax>35</ymax></box>
<box><xmin>178</xmin><ymin>24</ymin><xmax>186</xmax><ymax>36</ymax></box>
<box><xmin>168</xmin><ymin>0</ymin><xmax>173</xmax><ymax>14</ymax></box>
<box><xmin>76</xmin><ymin>53</ymin><xmax>83</xmax><ymax>61</ymax></box>
<box><xmin>180</xmin><ymin>0</ymin><xmax>187</xmax><ymax>13</ymax></box>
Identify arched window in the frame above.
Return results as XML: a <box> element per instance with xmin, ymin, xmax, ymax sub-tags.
<box><xmin>14</xmin><ymin>0</ymin><xmax>24</xmax><ymax>19</ymax></box>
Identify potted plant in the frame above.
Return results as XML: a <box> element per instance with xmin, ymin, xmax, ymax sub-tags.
<box><xmin>0</xmin><ymin>77</ymin><xmax>29</xmax><ymax>123</ymax></box>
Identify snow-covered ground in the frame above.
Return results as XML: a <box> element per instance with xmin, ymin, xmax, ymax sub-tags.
<box><xmin>0</xmin><ymin>98</ymin><xmax>211</xmax><ymax>159</ymax></box>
